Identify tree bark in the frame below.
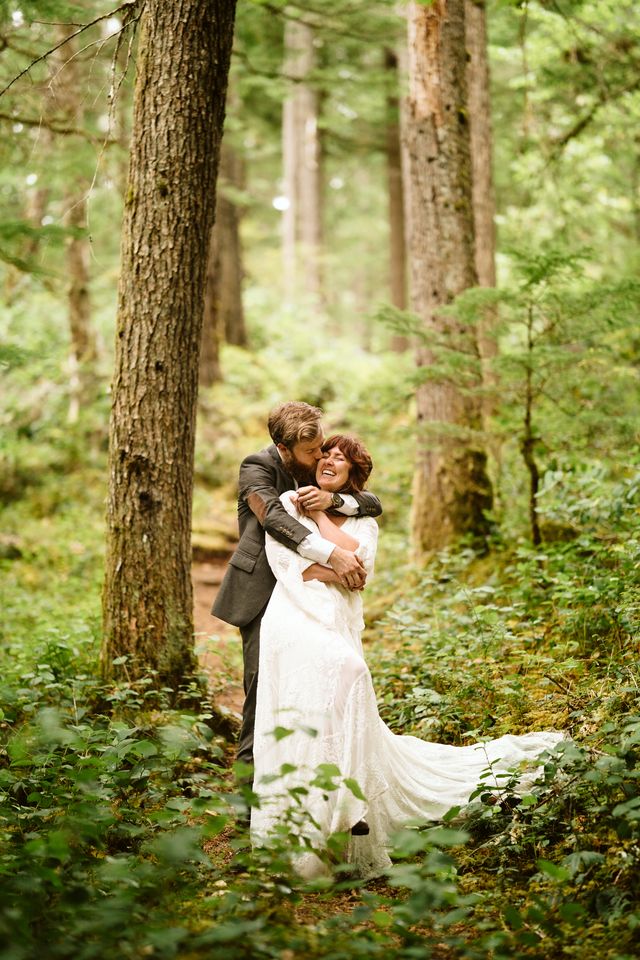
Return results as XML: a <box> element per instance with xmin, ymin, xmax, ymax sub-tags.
<box><xmin>102</xmin><ymin>0</ymin><xmax>237</xmax><ymax>685</ymax></box>
<box><xmin>217</xmin><ymin>143</ymin><xmax>247</xmax><ymax>347</ymax></box>
<box><xmin>465</xmin><ymin>0</ymin><xmax>496</xmax><ymax>291</ymax></box>
<box><xmin>385</xmin><ymin>47</ymin><xmax>409</xmax><ymax>352</ymax></box>
<box><xmin>465</xmin><ymin>0</ymin><xmax>498</xmax><ymax>420</ymax></box>
<box><xmin>282</xmin><ymin>18</ymin><xmax>323</xmax><ymax>306</ymax></box>
<box><xmin>406</xmin><ymin>0</ymin><xmax>493</xmax><ymax>555</ymax></box>
<box><xmin>199</xmin><ymin>226</ymin><xmax>223</xmax><ymax>387</ymax></box>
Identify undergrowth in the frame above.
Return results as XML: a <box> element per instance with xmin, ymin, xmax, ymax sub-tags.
<box><xmin>366</xmin><ymin>465</ymin><xmax>640</xmax><ymax>959</ymax></box>
<box><xmin>2</xmin><ymin>426</ymin><xmax>639</xmax><ymax>957</ymax></box>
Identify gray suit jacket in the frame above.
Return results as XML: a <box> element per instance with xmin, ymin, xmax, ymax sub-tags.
<box><xmin>211</xmin><ymin>444</ymin><xmax>382</xmax><ymax>628</ymax></box>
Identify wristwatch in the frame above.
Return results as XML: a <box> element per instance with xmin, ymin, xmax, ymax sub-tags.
<box><xmin>330</xmin><ymin>493</ymin><xmax>344</xmax><ymax>509</ymax></box>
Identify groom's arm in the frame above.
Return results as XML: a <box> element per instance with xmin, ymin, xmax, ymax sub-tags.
<box><xmin>348</xmin><ymin>491</ymin><xmax>382</xmax><ymax>518</ymax></box>
<box><xmin>296</xmin><ymin>488</ymin><xmax>382</xmax><ymax>518</ymax></box>
<box><xmin>239</xmin><ymin>454</ymin><xmax>312</xmax><ymax>551</ymax></box>
<box><xmin>239</xmin><ymin>454</ymin><xmax>366</xmax><ymax>588</ymax></box>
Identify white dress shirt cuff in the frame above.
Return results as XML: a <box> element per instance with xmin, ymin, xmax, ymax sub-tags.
<box><xmin>336</xmin><ymin>494</ymin><xmax>359</xmax><ymax>516</ymax></box>
<box><xmin>297</xmin><ymin>532</ymin><xmax>335</xmax><ymax>566</ymax></box>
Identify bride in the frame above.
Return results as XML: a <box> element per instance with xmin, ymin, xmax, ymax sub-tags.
<box><xmin>250</xmin><ymin>434</ymin><xmax>563</xmax><ymax>879</ymax></box>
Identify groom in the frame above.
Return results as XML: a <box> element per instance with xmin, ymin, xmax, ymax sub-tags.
<box><xmin>212</xmin><ymin>401</ymin><xmax>382</xmax><ymax>769</ymax></box>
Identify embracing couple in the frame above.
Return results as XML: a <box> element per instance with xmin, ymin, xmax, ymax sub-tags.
<box><xmin>213</xmin><ymin>401</ymin><xmax>562</xmax><ymax>880</ymax></box>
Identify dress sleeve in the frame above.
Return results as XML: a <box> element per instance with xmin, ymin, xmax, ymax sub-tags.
<box><xmin>264</xmin><ymin>492</ymin><xmax>337</xmax><ymax>629</ymax></box>
<box><xmin>354</xmin><ymin>517</ymin><xmax>379</xmax><ymax>578</ymax></box>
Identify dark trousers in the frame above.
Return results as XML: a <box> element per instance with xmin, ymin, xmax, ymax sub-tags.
<box><xmin>236</xmin><ymin>601</ymin><xmax>269</xmax><ymax>769</ymax></box>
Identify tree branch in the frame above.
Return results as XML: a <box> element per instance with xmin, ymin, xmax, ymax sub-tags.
<box><xmin>553</xmin><ymin>101</ymin><xmax>601</xmax><ymax>148</ymax></box>
<box><xmin>0</xmin><ymin>0</ymin><xmax>141</xmax><ymax>100</ymax></box>
<box><xmin>548</xmin><ymin>74</ymin><xmax>640</xmax><ymax>160</ymax></box>
<box><xmin>260</xmin><ymin>0</ymin><xmax>397</xmax><ymax>44</ymax></box>
<box><xmin>0</xmin><ymin>110</ymin><xmax>120</xmax><ymax>145</ymax></box>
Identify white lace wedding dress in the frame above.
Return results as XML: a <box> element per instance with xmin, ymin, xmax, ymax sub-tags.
<box><xmin>251</xmin><ymin>492</ymin><xmax>563</xmax><ymax>880</ymax></box>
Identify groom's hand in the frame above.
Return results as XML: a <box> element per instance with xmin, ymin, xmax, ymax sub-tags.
<box><xmin>296</xmin><ymin>486</ymin><xmax>332</xmax><ymax>513</ymax></box>
<box><xmin>328</xmin><ymin>546</ymin><xmax>367</xmax><ymax>591</ymax></box>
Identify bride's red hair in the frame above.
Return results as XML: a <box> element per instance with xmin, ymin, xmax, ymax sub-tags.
<box><xmin>322</xmin><ymin>434</ymin><xmax>373</xmax><ymax>494</ymax></box>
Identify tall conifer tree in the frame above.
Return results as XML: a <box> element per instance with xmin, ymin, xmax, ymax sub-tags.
<box><xmin>466</xmin><ymin>0</ymin><xmax>498</xmax><ymax>419</ymax></box>
<box><xmin>406</xmin><ymin>0</ymin><xmax>493</xmax><ymax>553</ymax></box>
<box><xmin>282</xmin><ymin>18</ymin><xmax>323</xmax><ymax>306</ymax></box>
<box><xmin>102</xmin><ymin>0</ymin><xmax>237</xmax><ymax>684</ymax></box>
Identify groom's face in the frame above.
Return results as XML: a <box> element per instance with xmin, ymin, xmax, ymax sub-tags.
<box><xmin>278</xmin><ymin>433</ymin><xmax>324</xmax><ymax>483</ymax></box>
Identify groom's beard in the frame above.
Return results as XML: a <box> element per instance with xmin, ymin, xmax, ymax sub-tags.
<box><xmin>283</xmin><ymin>453</ymin><xmax>316</xmax><ymax>486</ymax></box>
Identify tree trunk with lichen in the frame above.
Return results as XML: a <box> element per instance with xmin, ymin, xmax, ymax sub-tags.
<box><xmin>406</xmin><ymin>0</ymin><xmax>493</xmax><ymax>555</ymax></box>
<box><xmin>102</xmin><ymin>0</ymin><xmax>237</xmax><ymax>685</ymax></box>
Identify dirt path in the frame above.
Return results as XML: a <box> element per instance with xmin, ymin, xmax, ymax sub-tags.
<box><xmin>192</xmin><ymin>557</ymin><xmax>244</xmax><ymax>717</ymax></box>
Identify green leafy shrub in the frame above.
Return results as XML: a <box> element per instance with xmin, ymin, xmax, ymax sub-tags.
<box><xmin>364</xmin><ymin>467</ymin><xmax>640</xmax><ymax>958</ymax></box>
<box><xmin>0</xmin><ymin>648</ymin><xmax>236</xmax><ymax>959</ymax></box>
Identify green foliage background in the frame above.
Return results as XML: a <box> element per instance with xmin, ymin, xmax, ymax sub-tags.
<box><xmin>1</xmin><ymin>0</ymin><xmax>640</xmax><ymax>957</ymax></box>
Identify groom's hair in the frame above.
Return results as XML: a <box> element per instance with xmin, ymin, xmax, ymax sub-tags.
<box><xmin>268</xmin><ymin>401</ymin><xmax>324</xmax><ymax>449</ymax></box>
<box><xmin>322</xmin><ymin>435</ymin><xmax>373</xmax><ymax>493</ymax></box>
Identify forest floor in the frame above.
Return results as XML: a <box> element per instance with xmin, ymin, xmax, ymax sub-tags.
<box><xmin>192</xmin><ymin>556</ymin><xmax>244</xmax><ymax>718</ymax></box>
<box><xmin>5</xmin><ymin>472</ymin><xmax>638</xmax><ymax>958</ymax></box>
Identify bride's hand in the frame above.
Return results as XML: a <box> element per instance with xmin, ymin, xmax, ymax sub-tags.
<box><xmin>289</xmin><ymin>492</ymin><xmax>317</xmax><ymax>519</ymax></box>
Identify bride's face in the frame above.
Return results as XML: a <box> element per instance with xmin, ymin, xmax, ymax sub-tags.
<box><xmin>316</xmin><ymin>446</ymin><xmax>351</xmax><ymax>491</ymax></box>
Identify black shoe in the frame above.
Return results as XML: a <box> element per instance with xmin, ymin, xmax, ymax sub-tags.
<box><xmin>351</xmin><ymin>819</ymin><xmax>370</xmax><ymax>836</ymax></box>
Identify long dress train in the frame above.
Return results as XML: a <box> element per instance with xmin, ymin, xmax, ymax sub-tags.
<box><xmin>251</xmin><ymin>493</ymin><xmax>563</xmax><ymax>879</ymax></box>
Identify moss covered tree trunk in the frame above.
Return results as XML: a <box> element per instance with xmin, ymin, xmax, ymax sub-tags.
<box><xmin>102</xmin><ymin>0</ymin><xmax>237</xmax><ymax>685</ymax></box>
<box><xmin>406</xmin><ymin>0</ymin><xmax>493</xmax><ymax>554</ymax></box>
